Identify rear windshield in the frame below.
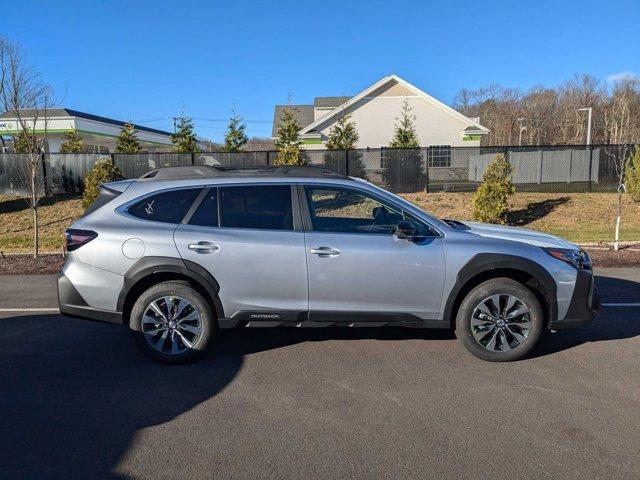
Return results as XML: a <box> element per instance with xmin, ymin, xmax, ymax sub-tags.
<box><xmin>127</xmin><ymin>188</ymin><xmax>202</xmax><ymax>223</ymax></box>
<box><xmin>82</xmin><ymin>185</ymin><xmax>122</xmax><ymax>217</ymax></box>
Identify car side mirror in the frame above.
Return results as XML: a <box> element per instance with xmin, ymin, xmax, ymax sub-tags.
<box><xmin>395</xmin><ymin>220</ymin><xmax>418</xmax><ymax>240</ymax></box>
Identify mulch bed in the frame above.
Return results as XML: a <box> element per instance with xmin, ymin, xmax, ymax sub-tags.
<box><xmin>583</xmin><ymin>247</ymin><xmax>640</xmax><ymax>268</ymax></box>
<box><xmin>0</xmin><ymin>248</ymin><xmax>638</xmax><ymax>275</ymax></box>
<box><xmin>0</xmin><ymin>254</ymin><xmax>65</xmax><ymax>275</ymax></box>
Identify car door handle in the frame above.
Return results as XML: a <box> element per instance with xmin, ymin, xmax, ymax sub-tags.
<box><xmin>188</xmin><ymin>242</ymin><xmax>220</xmax><ymax>253</ymax></box>
<box><xmin>310</xmin><ymin>246</ymin><xmax>340</xmax><ymax>256</ymax></box>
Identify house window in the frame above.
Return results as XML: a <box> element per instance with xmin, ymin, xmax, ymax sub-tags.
<box><xmin>427</xmin><ymin>146</ymin><xmax>451</xmax><ymax>167</ymax></box>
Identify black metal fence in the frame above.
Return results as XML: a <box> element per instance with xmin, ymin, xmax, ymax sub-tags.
<box><xmin>0</xmin><ymin>144</ymin><xmax>635</xmax><ymax>196</ymax></box>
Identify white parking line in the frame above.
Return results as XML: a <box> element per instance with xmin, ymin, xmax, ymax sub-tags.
<box><xmin>602</xmin><ymin>303</ymin><xmax>640</xmax><ymax>307</ymax></box>
<box><xmin>0</xmin><ymin>308</ymin><xmax>60</xmax><ymax>312</ymax></box>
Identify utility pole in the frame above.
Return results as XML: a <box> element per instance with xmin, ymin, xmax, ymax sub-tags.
<box><xmin>578</xmin><ymin>108</ymin><xmax>592</xmax><ymax>145</ymax></box>
<box><xmin>517</xmin><ymin>118</ymin><xmax>527</xmax><ymax>146</ymax></box>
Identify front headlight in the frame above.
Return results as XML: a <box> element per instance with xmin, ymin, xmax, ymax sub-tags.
<box><xmin>542</xmin><ymin>248</ymin><xmax>591</xmax><ymax>270</ymax></box>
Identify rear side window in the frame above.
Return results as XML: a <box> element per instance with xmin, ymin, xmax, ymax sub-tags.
<box><xmin>128</xmin><ymin>188</ymin><xmax>201</xmax><ymax>223</ymax></box>
<box><xmin>220</xmin><ymin>185</ymin><xmax>293</xmax><ymax>230</ymax></box>
<box><xmin>189</xmin><ymin>188</ymin><xmax>219</xmax><ymax>227</ymax></box>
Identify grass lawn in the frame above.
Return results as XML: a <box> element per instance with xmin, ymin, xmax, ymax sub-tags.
<box><xmin>1</xmin><ymin>192</ymin><xmax>639</xmax><ymax>253</ymax></box>
<box><xmin>402</xmin><ymin>192</ymin><xmax>640</xmax><ymax>245</ymax></box>
<box><xmin>0</xmin><ymin>195</ymin><xmax>84</xmax><ymax>253</ymax></box>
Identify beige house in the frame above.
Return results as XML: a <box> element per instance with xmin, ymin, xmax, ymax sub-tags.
<box><xmin>272</xmin><ymin>74</ymin><xmax>489</xmax><ymax>153</ymax></box>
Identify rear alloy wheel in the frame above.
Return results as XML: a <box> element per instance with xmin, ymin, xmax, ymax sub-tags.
<box><xmin>456</xmin><ymin>278</ymin><xmax>544</xmax><ymax>362</ymax></box>
<box><xmin>131</xmin><ymin>281</ymin><xmax>214</xmax><ymax>364</ymax></box>
<box><xmin>142</xmin><ymin>296</ymin><xmax>203</xmax><ymax>355</ymax></box>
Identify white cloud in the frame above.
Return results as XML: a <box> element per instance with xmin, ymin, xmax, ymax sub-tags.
<box><xmin>606</xmin><ymin>71</ymin><xmax>638</xmax><ymax>84</ymax></box>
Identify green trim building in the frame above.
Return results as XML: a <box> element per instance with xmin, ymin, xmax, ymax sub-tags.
<box><xmin>0</xmin><ymin>108</ymin><xmax>175</xmax><ymax>153</ymax></box>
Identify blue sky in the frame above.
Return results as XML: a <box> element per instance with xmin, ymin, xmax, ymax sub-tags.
<box><xmin>2</xmin><ymin>0</ymin><xmax>639</xmax><ymax>141</ymax></box>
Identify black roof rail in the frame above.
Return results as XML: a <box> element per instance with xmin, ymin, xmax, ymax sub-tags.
<box><xmin>138</xmin><ymin>165</ymin><xmax>348</xmax><ymax>181</ymax></box>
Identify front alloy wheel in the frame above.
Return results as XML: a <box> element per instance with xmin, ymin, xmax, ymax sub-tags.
<box><xmin>456</xmin><ymin>278</ymin><xmax>544</xmax><ymax>362</ymax></box>
<box><xmin>471</xmin><ymin>294</ymin><xmax>532</xmax><ymax>352</ymax></box>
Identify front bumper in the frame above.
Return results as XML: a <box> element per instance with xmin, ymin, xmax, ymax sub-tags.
<box><xmin>549</xmin><ymin>268</ymin><xmax>599</xmax><ymax>330</ymax></box>
<box><xmin>58</xmin><ymin>273</ymin><xmax>123</xmax><ymax>324</ymax></box>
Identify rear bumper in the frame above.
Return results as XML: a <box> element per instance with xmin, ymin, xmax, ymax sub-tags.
<box><xmin>58</xmin><ymin>273</ymin><xmax>123</xmax><ymax>324</ymax></box>
<box><xmin>549</xmin><ymin>269</ymin><xmax>599</xmax><ymax>330</ymax></box>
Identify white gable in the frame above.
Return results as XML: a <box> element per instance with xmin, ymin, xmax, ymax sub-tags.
<box><xmin>300</xmin><ymin>75</ymin><xmax>488</xmax><ymax>149</ymax></box>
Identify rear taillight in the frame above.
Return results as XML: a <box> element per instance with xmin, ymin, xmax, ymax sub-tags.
<box><xmin>64</xmin><ymin>229</ymin><xmax>97</xmax><ymax>252</ymax></box>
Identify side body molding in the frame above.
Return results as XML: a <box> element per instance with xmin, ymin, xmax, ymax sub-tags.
<box><xmin>117</xmin><ymin>256</ymin><xmax>224</xmax><ymax>319</ymax></box>
<box><xmin>443</xmin><ymin>253</ymin><xmax>557</xmax><ymax>325</ymax></box>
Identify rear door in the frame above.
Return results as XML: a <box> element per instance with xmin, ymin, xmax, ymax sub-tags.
<box><xmin>301</xmin><ymin>184</ymin><xmax>446</xmax><ymax>322</ymax></box>
<box><xmin>174</xmin><ymin>184</ymin><xmax>308</xmax><ymax>321</ymax></box>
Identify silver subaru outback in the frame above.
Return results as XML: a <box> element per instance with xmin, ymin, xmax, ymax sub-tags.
<box><xmin>58</xmin><ymin>165</ymin><xmax>599</xmax><ymax>363</ymax></box>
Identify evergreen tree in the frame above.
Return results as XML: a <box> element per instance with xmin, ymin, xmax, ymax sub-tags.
<box><xmin>324</xmin><ymin>115</ymin><xmax>366</xmax><ymax>178</ymax></box>
<box><xmin>223</xmin><ymin>109</ymin><xmax>248</xmax><ymax>152</ymax></box>
<box><xmin>326</xmin><ymin>115</ymin><xmax>359</xmax><ymax>150</ymax></box>
<box><xmin>13</xmin><ymin>129</ymin><xmax>39</xmax><ymax>153</ymax></box>
<box><xmin>171</xmin><ymin>116</ymin><xmax>201</xmax><ymax>154</ymax></box>
<box><xmin>472</xmin><ymin>154</ymin><xmax>515</xmax><ymax>224</ymax></box>
<box><xmin>389</xmin><ymin>98</ymin><xmax>420</xmax><ymax>148</ymax></box>
<box><xmin>382</xmin><ymin>99</ymin><xmax>426</xmax><ymax>192</ymax></box>
<box><xmin>274</xmin><ymin>107</ymin><xmax>305</xmax><ymax>165</ymax></box>
<box><xmin>59</xmin><ymin>130</ymin><xmax>84</xmax><ymax>153</ymax></box>
<box><xmin>82</xmin><ymin>159</ymin><xmax>124</xmax><ymax>208</ymax></box>
<box><xmin>115</xmin><ymin>122</ymin><xmax>141</xmax><ymax>153</ymax></box>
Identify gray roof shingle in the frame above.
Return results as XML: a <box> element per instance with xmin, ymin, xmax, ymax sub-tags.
<box><xmin>271</xmin><ymin>105</ymin><xmax>315</xmax><ymax>137</ymax></box>
<box><xmin>314</xmin><ymin>96</ymin><xmax>351</xmax><ymax>108</ymax></box>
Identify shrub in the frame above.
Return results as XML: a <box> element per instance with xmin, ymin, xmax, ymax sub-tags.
<box><xmin>625</xmin><ymin>146</ymin><xmax>640</xmax><ymax>202</ymax></box>
<box><xmin>82</xmin><ymin>158</ymin><xmax>124</xmax><ymax>208</ymax></box>
<box><xmin>472</xmin><ymin>154</ymin><xmax>515</xmax><ymax>224</ymax></box>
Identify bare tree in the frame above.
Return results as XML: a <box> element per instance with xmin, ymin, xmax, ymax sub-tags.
<box><xmin>602</xmin><ymin>77</ymin><xmax>640</xmax><ymax>250</ymax></box>
<box><xmin>521</xmin><ymin>86</ymin><xmax>558</xmax><ymax>145</ymax></box>
<box><xmin>0</xmin><ymin>38</ymin><xmax>55</xmax><ymax>257</ymax></box>
<box><xmin>452</xmin><ymin>73</ymin><xmax>640</xmax><ymax>147</ymax></box>
<box><xmin>556</xmin><ymin>74</ymin><xmax>606</xmax><ymax>144</ymax></box>
<box><xmin>454</xmin><ymin>84</ymin><xmax>522</xmax><ymax>145</ymax></box>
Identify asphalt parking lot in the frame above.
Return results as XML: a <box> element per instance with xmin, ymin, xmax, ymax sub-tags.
<box><xmin>1</xmin><ymin>270</ymin><xmax>639</xmax><ymax>480</ymax></box>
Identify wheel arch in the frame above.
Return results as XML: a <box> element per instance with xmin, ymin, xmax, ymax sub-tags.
<box><xmin>444</xmin><ymin>254</ymin><xmax>557</xmax><ymax>329</ymax></box>
<box><xmin>117</xmin><ymin>256</ymin><xmax>224</xmax><ymax>326</ymax></box>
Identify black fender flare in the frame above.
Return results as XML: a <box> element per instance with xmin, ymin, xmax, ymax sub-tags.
<box><xmin>117</xmin><ymin>256</ymin><xmax>224</xmax><ymax>320</ymax></box>
<box><xmin>443</xmin><ymin>253</ymin><xmax>557</xmax><ymax>325</ymax></box>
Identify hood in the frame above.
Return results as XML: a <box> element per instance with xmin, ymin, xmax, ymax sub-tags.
<box><xmin>459</xmin><ymin>221</ymin><xmax>578</xmax><ymax>249</ymax></box>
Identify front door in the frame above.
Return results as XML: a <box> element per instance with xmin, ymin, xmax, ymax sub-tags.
<box><xmin>302</xmin><ymin>185</ymin><xmax>445</xmax><ymax>322</ymax></box>
<box><xmin>174</xmin><ymin>184</ymin><xmax>308</xmax><ymax>321</ymax></box>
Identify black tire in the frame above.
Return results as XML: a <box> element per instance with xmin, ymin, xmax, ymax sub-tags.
<box><xmin>130</xmin><ymin>280</ymin><xmax>215</xmax><ymax>364</ymax></box>
<box><xmin>455</xmin><ymin>278</ymin><xmax>544</xmax><ymax>362</ymax></box>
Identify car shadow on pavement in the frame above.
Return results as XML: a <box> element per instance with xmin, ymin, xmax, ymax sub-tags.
<box><xmin>0</xmin><ymin>314</ymin><xmax>453</xmax><ymax>479</ymax></box>
<box><xmin>0</xmin><ymin>275</ymin><xmax>636</xmax><ymax>478</ymax></box>
<box><xmin>0</xmin><ymin>315</ymin><xmax>243</xmax><ymax>479</ymax></box>
<box><xmin>530</xmin><ymin>275</ymin><xmax>640</xmax><ymax>358</ymax></box>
